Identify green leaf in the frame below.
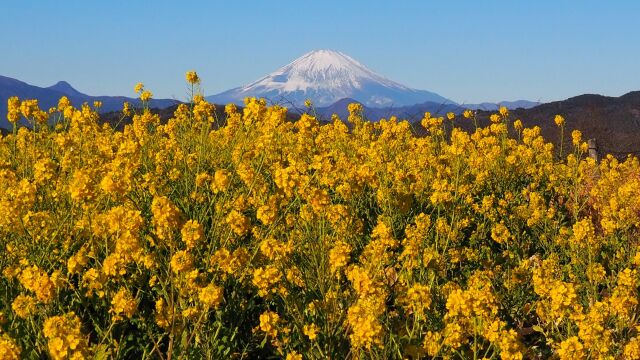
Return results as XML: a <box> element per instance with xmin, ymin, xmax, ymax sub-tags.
<box><xmin>532</xmin><ymin>325</ymin><xmax>544</xmax><ymax>333</ymax></box>
<box><xmin>93</xmin><ymin>344</ymin><xmax>109</xmax><ymax>360</ymax></box>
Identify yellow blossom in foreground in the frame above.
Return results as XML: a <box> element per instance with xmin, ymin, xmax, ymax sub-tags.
<box><xmin>181</xmin><ymin>220</ymin><xmax>204</xmax><ymax>249</ymax></box>
<box><xmin>199</xmin><ymin>283</ymin><xmax>223</xmax><ymax>308</ymax></box>
<box><xmin>303</xmin><ymin>323</ymin><xmax>320</xmax><ymax>340</ymax></box>
<box><xmin>557</xmin><ymin>336</ymin><xmax>585</xmax><ymax>360</ymax></box>
<box><xmin>186</xmin><ymin>70</ymin><xmax>200</xmax><ymax>85</ymax></box>
<box><xmin>259</xmin><ymin>311</ymin><xmax>279</xmax><ymax>338</ymax></box>
<box><xmin>286</xmin><ymin>352</ymin><xmax>303</xmax><ymax>360</ymax></box>
<box><xmin>170</xmin><ymin>250</ymin><xmax>194</xmax><ymax>273</ymax></box>
<box><xmin>226</xmin><ymin>210</ymin><xmax>250</xmax><ymax>236</ymax></box>
<box><xmin>140</xmin><ymin>90</ymin><xmax>153</xmax><ymax>102</ymax></box>
<box><xmin>11</xmin><ymin>295</ymin><xmax>37</xmax><ymax>319</ymax></box>
<box><xmin>252</xmin><ymin>266</ymin><xmax>281</xmax><ymax>296</ymax></box>
<box><xmin>110</xmin><ymin>288</ymin><xmax>137</xmax><ymax>321</ymax></box>
<box><xmin>7</xmin><ymin>96</ymin><xmax>21</xmax><ymax>123</ymax></box>
<box><xmin>625</xmin><ymin>337</ymin><xmax>640</xmax><ymax>360</ymax></box>
<box><xmin>0</xmin><ymin>78</ymin><xmax>639</xmax><ymax>358</ymax></box>
<box><xmin>347</xmin><ymin>297</ymin><xmax>384</xmax><ymax>350</ymax></box>
<box><xmin>42</xmin><ymin>312</ymin><xmax>90</xmax><ymax>360</ymax></box>
<box><xmin>0</xmin><ymin>334</ymin><xmax>21</xmax><ymax>360</ymax></box>
<box><xmin>329</xmin><ymin>241</ymin><xmax>352</xmax><ymax>274</ymax></box>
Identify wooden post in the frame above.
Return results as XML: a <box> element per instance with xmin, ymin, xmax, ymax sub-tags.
<box><xmin>588</xmin><ymin>138</ymin><xmax>599</xmax><ymax>162</ymax></box>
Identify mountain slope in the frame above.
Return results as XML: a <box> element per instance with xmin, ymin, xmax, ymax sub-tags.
<box><xmin>312</xmin><ymin>92</ymin><xmax>640</xmax><ymax>156</ymax></box>
<box><xmin>464</xmin><ymin>100</ymin><xmax>540</xmax><ymax>111</ymax></box>
<box><xmin>310</xmin><ymin>98</ymin><xmax>462</xmax><ymax>122</ymax></box>
<box><xmin>207</xmin><ymin>49</ymin><xmax>455</xmax><ymax>107</ymax></box>
<box><xmin>505</xmin><ymin>91</ymin><xmax>640</xmax><ymax>157</ymax></box>
<box><xmin>0</xmin><ymin>75</ymin><xmax>178</xmax><ymax>128</ymax></box>
<box><xmin>47</xmin><ymin>81</ymin><xmax>87</xmax><ymax>97</ymax></box>
<box><xmin>428</xmin><ymin>91</ymin><xmax>640</xmax><ymax>157</ymax></box>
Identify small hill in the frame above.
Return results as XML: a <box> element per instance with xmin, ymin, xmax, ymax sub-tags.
<box><xmin>0</xmin><ymin>75</ymin><xmax>179</xmax><ymax>128</ymax></box>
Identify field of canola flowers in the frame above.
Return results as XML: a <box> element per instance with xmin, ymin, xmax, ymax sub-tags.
<box><xmin>1</xmin><ymin>72</ymin><xmax>640</xmax><ymax>359</ymax></box>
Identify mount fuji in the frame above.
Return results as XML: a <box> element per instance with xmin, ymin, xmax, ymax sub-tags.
<box><xmin>207</xmin><ymin>49</ymin><xmax>454</xmax><ymax>108</ymax></box>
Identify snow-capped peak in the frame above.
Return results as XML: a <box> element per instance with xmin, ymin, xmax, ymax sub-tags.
<box><xmin>242</xmin><ymin>49</ymin><xmax>408</xmax><ymax>93</ymax></box>
<box><xmin>207</xmin><ymin>49</ymin><xmax>453</xmax><ymax>107</ymax></box>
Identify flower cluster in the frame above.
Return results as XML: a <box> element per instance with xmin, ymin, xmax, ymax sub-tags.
<box><xmin>1</xmin><ymin>72</ymin><xmax>639</xmax><ymax>358</ymax></box>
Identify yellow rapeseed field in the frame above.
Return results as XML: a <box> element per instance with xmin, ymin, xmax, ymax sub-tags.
<box><xmin>1</xmin><ymin>72</ymin><xmax>640</xmax><ymax>359</ymax></box>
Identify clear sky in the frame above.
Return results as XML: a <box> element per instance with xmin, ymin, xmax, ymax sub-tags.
<box><xmin>1</xmin><ymin>1</ymin><xmax>639</xmax><ymax>103</ymax></box>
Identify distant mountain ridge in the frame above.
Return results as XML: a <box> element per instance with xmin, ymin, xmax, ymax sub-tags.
<box><xmin>207</xmin><ymin>49</ymin><xmax>455</xmax><ymax>107</ymax></box>
<box><xmin>499</xmin><ymin>91</ymin><xmax>640</xmax><ymax>157</ymax></box>
<box><xmin>463</xmin><ymin>100</ymin><xmax>541</xmax><ymax>111</ymax></box>
<box><xmin>47</xmin><ymin>81</ymin><xmax>86</xmax><ymax>97</ymax></box>
<box><xmin>0</xmin><ymin>75</ymin><xmax>178</xmax><ymax>128</ymax></box>
<box><xmin>291</xmin><ymin>98</ymin><xmax>537</xmax><ymax>122</ymax></box>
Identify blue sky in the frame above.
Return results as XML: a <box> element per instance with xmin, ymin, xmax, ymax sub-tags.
<box><xmin>1</xmin><ymin>1</ymin><xmax>639</xmax><ymax>103</ymax></box>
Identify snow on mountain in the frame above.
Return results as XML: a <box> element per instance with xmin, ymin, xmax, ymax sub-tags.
<box><xmin>207</xmin><ymin>49</ymin><xmax>455</xmax><ymax>107</ymax></box>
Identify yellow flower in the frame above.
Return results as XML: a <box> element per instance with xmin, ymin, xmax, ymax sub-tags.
<box><xmin>18</xmin><ymin>265</ymin><xmax>56</xmax><ymax>303</ymax></box>
<box><xmin>11</xmin><ymin>294</ymin><xmax>37</xmax><ymax>319</ymax></box>
<box><xmin>257</xmin><ymin>204</ymin><xmax>277</xmax><ymax>225</ymax></box>
<box><xmin>170</xmin><ymin>250</ymin><xmax>194</xmax><ymax>273</ymax></box>
<box><xmin>181</xmin><ymin>220</ymin><xmax>204</xmax><ymax>249</ymax></box>
<box><xmin>514</xmin><ymin>119</ymin><xmax>523</xmax><ymax>131</ymax></box>
<box><xmin>212</xmin><ymin>169</ymin><xmax>231</xmax><ymax>193</ymax></box>
<box><xmin>82</xmin><ymin>268</ymin><xmax>105</xmax><ymax>298</ymax></box>
<box><xmin>67</xmin><ymin>249</ymin><xmax>89</xmax><ymax>274</ymax></box>
<box><xmin>571</xmin><ymin>129</ymin><xmax>582</xmax><ymax>146</ymax></box>
<box><xmin>329</xmin><ymin>241</ymin><xmax>352</xmax><ymax>274</ymax></box>
<box><xmin>140</xmin><ymin>90</ymin><xmax>153</xmax><ymax>102</ymax></box>
<box><xmin>406</xmin><ymin>283</ymin><xmax>432</xmax><ymax>315</ymax></box>
<box><xmin>554</xmin><ymin>114</ymin><xmax>565</xmax><ymax>126</ymax></box>
<box><xmin>226</xmin><ymin>210</ymin><xmax>250</xmax><ymax>236</ymax></box>
<box><xmin>57</xmin><ymin>96</ymin><xmax>71</xmax><ymax>111</ymax></box>
<box><xmin>123</xmin><ymin>101</ymin><xmax>132</xmax><ymax>116</ymax></box>
<box><xmin>347</xmin><ymin>297</ymin><xmax>384</xmax><ymax>350</ymax></box>
<box><xmin>303</xmin><ymin>323</ymin><xmax>320</xmax><ymax>340</ymax></box>
<box><xmin>586</xmin><ymin>263</ymin><xmax>606</xmax><ymax>283</ymax></box>
<box><xmin>491</xmin><ymin>222</ymin><xmax>512</xmax><ymax>244</ymax></box>
<box><xmin>557</xmin><ymin>336</ymin><xmax>585</xmax><ymax>360</ymax></box>
<box><xmin>259</xmin><ymin>311</ymin><xmax>279</xmax><ymax>338</ymax></box>
<box><xmin>0</xmin><ymin>334</ymin><xmax>21</xmax><ymax>360</ymax></box>
<box><xmin>625</xmin><ymin>337</ymin><xmax>640</xmax><ymax>360</ymax></box>
<box><xmin>69</xmin><ymin>169</ymin><xmax>95</xmax><ymax>202</ymax></box>
<box><xmin>252</xmin><ymin>266</ymin><xmax>281</xmax><ymax>296</ymax></box>
<box><xmin>110</xmin><ymin>288</ymin><xmax>137</xmax><ymax>321</ymax></box>
<box><xmin>198</xmin><ymin>283</ymin><xmax>224</xmax><ymax>308</ymax></box>
<box><xmin>634</xmin><ymin>251</ymin><xmax>640</xmax><ymax>266</ymax></box>
<box><xmin>134</xmin><ymin>82</ymin><xmax>144</xmax><ymax>93</ymax></box>
<box><xmin>186</xmin><ymin>70</ymin><xmax>200</xmax><ymax>85</ymax></box>
<box><xmin>151</xmin><ymin>196</ymin><xmax>182</xmax><ymax>241</ymax></box>
<box><xmin>423</xmin><ymin>331</ymin><xmax>443</xmax><ymax>356</ymax></box>
<box><xmin>286</xmin><ymin>352</ymin><xmax>303</xmax><ymax>360</ymax></box>
<box><xmin>7</xmin><ymin>96</ymin><xmax>22</xmax><ymax>123</ymax></box>
<box><xmin>154</xmin><ymin>298</ymin><xmax>172</xmax><ymax>329</ymax></box>
<box><xmin>42</xmin><ymin>312</ymin><xmax>89</xmax><ymax>360</ymax></box>
<box><xmin>20</xmin><ymin>99</ymin><xmax>39</xmax><ymax>118</ymax></box>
